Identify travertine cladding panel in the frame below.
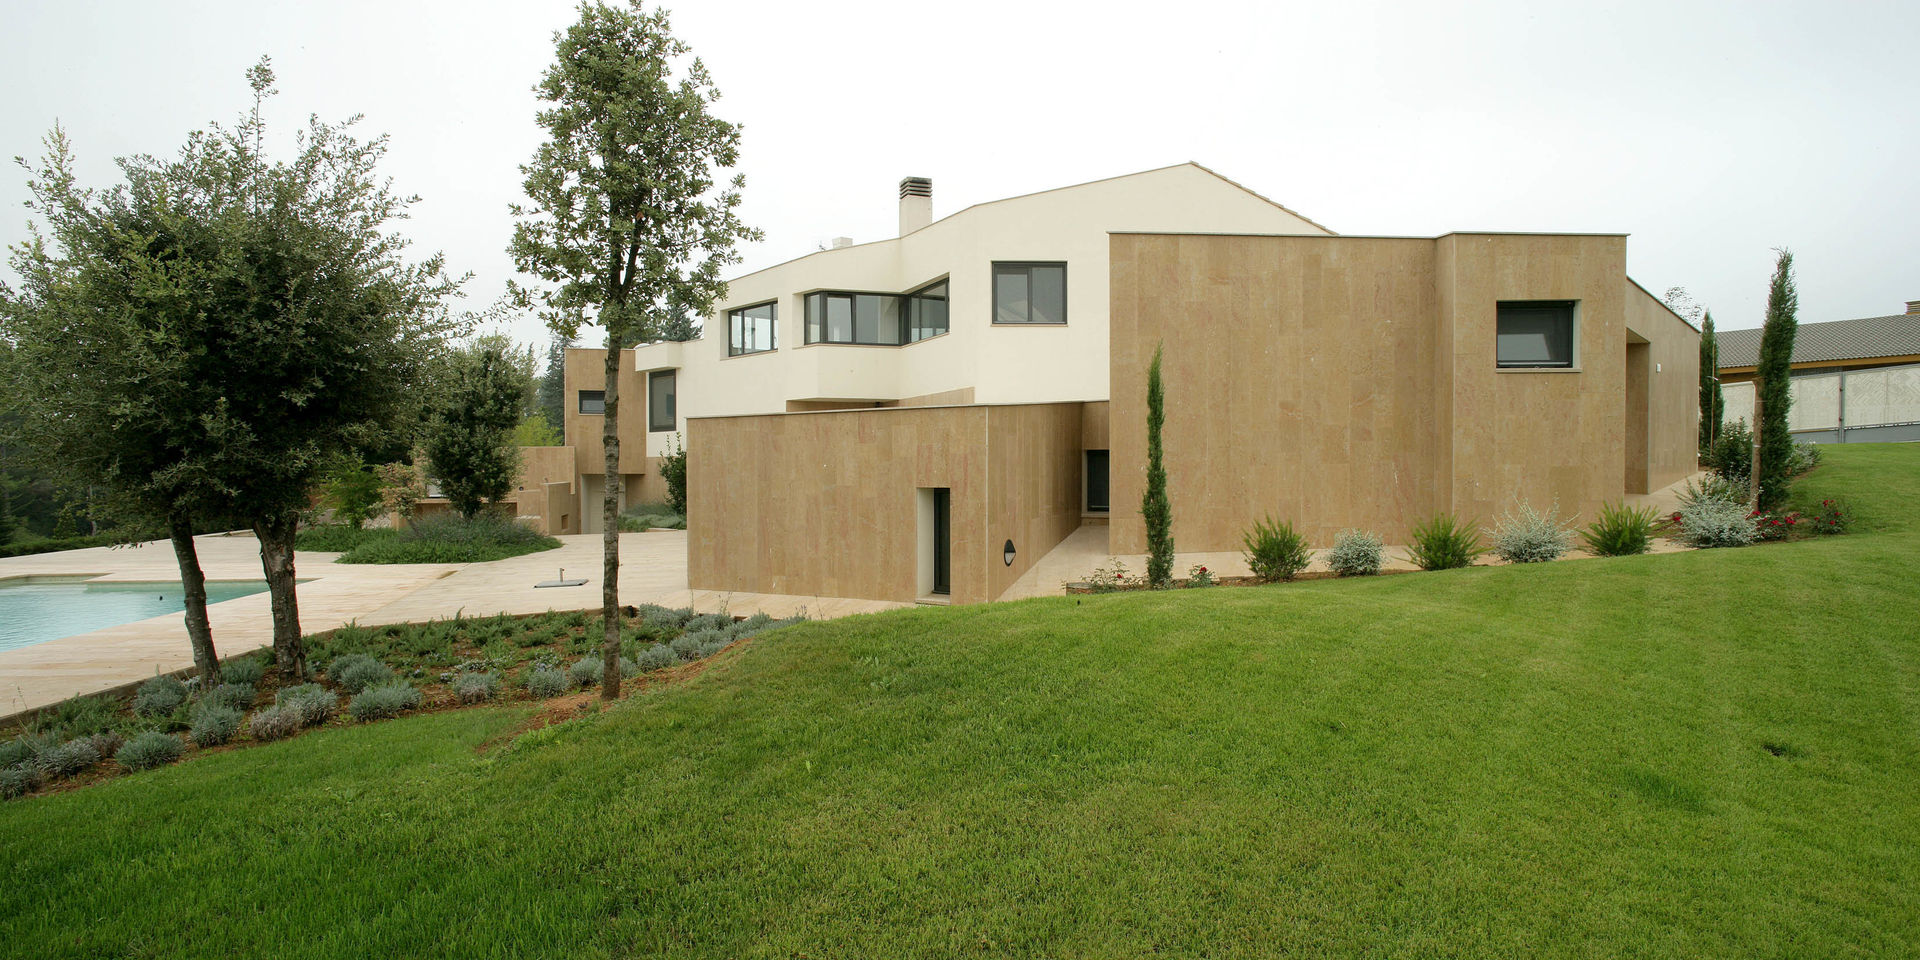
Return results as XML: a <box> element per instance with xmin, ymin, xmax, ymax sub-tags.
<box><xmin>1110</xmin><ymin>232</ymin><xmax>1691</xmax><ymax>551</ymax></box>
<box><xmin>564</xmin><ymin>347</ymin><xmax>650</xmax><ymax>477</ymax></box>
<box><xmin>1625</xmin><ymin>282</ymin><xmax>1703</xmax><ymax>493</ymax></box>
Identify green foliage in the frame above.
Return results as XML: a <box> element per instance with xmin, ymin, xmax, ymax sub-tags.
<box><xmin>220</xmin><ymin>657</ymin><xmax>265</xmax><ymax>686</ymax></box>
<box><xmin>536</xmin><ymin>336</ymin><xmax>570</xmax><ymax>430</ymax></box>
<box><xmin>274</xmin><ymin>684</ymin><xmax>339</xmax><ymax>727</ymax></box>
<box><xmin>1326</xmin><ymin>529</ymin><xmax>1384</xmax><ymax>577</ymax></box>
<box><xmin>1755</xmin><ymin>250</ymin><xmax>1799</xmax><ymax>511</ymax></box>
<box><xmin>294</xmin><ymin>524</ymin><xmax>396</xmax><ymax>554</ymax></box>
<box><xmin>1677</xmin><ymin>473</ymin><xmax>1747</xmax><ymax>509</ymax></box>
<box><xmin>1408</xmin><ymin>514</ymin><xmax>1487</xmax><ymax>571</ymax></box>
<box><xmin>1677</xmin><ymin>499</ymin><xmax>1758</xmax><ymax>548</ymax></box>
<box><xmin>1185</xmin><ymin>563</ymin><xmax>1217</xmax><ymax>588</ymax></box>
<box><xmin>0</xmin><ymin>735</ymin><xmax>49</xmax><ymax>770</ymax></box>
<box><xmin>0</xmin><ymin>533</ymin><xmax>120</xmax><ymax>559</ymax></box>
<box><xmin>635</xmin><ymin>644</ymin><xmax>676</xmax><ymax>672</ymax></box>
<box><xmin>36</xmin><ymin>738</ymin><xmax>101</xmax><ymax>779</ymax></box>
<box><xmin>376</xmin><ymin>463</ymin><xmax>427</xmax><ymax>523</ymax></box>
<box><xmin>86</xmin><ymin>730</ymin><xmax>126</xmax><ymax>760</ymax></box>
<box><xmin>328</xmin><ymin>655</ymin><xmax>393</xmax><ymax>695</ymax></box>
<box><xmin>452</xmin><ymin>672</ymin><xmax>501</xmax><ymax>704</ymax></box>
<box><xmin>133</xmin><ymin>676</ymin><xmax>187</xmax><ymax>718</ymax></box>
<box><xmin>346</xmin><ymin>682</ymin><xmax>422</xmax><ymax>722</ymax></box>
<box><xmin>1142</xmin><ymin>344</ymin><xmax>1174</xmax><ymax>587</ymax></box>
<box><xmin>247</xmin><ymin>704</ymin><xmax>303</xmax><ymax>742</ymax></box>
<box><xmin>425</xmin><ymin>343</ymin><xmax>526</xmax><ymax>519</ymax></box>
<box><xmin>0</xmin><ymin>763</ymin><xmax>42</xmax><ymax>800</ymax></box>
<box><xmin>33</xmin><ymin>694</ymin><xmax>121</xmax><ymax>740</ymax></box>
<box><xmin>1698</xmin><ymin>311</ymin><xmax>1725</xmax><ymax>456</ymax></box>
<box><xmin>511</xmin><ymin>413</ymin><xmax>564</xmax><ymax>448</ymax></box>
<box><xmin>570</xmin><ymin>656</ymin><xmax>639</xmax><ymax>688</ymax></box>
<box><xmin>1806</xmin><ymin>498</ymin><xmax>1851</xmax><ymax>535</ymax></box>
<box><xmin>320</xmin><ymin>457</ymin><xmax>385</xmax><ymax>529</ymax></box>
<box><xmin>189</xmin><ymin>705</ymin><xmax>244</xmax><ymax>747</ymax></box>
<box><xmin>1707</xmin><ymin>419</ymin><xmax>1754</xmax><ymax>485</ymax></box>
<box><xmin>659</xmin><ymin>434</ymin><xmax>688</xmax><ymax>518</ymax></box>
<box><xmin>114</xmin><ymin>731</ymin><xmax>183</xmax><ymax>771</ymax></box>
<box><xmin>1491</xmin><ymin>502</ymin><xmax>1577</xmax><ymax>564</ymax></box>
<box><xmin>1581</xmin><ymin>502</ymin><xmax>1660</xmax><ymax>557</ymax></box>
<box><xmin>335</xmin><ymin>513</ymin><xmax>560</xmax><ymax>564</ymax></box>
<box><xmin>1787</xmin><ymin>442</ymin><xmax>1823</xmax><ymax>476</ymax></box>
<box><xmin>1240</xmin><ymin>516</ymin><xmax>1311</xmax><ymax>582</ymax></box>
<box><xmin>525</xmin><ymin>665</ymin><xmax>569</xmax><ymax>699</ymax></box>
<box><xmin>204</xmin><ymin>683</ymin><xmax>256</xmax><ymax>712</ymax></box>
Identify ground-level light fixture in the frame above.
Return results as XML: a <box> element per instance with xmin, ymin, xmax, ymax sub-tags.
<box><xmin>1003</xmin><ymin>539</ymin><xmax>1016</xmax><ymax>567</ymax></box>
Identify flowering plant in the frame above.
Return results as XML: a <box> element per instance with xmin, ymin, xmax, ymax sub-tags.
<box><xmin>1186</xmin><ymin>563</ymin><xmax>1217</xmax><ymax>588</ymax></box>
<box><xmin>1808</xmin><ymin>498</ymin><xmax>1851</xmax><ymax>535</ymax></box>
<box><xmin>1748</xmin><ymin>509</ymin><xmax>1801</xmax><ymax>542</ymax></box>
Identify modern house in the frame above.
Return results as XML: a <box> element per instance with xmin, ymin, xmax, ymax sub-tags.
<box><xmin>554</xmin><ymin>163</ymin><xmax>1702</xmax><ymax>605</ymax></box>
<box><xmin>1716</xmin><ymin>305</ymin><xmax>1920</xmax><ymax>443</ymax></box>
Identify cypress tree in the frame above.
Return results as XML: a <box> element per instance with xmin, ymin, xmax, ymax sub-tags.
<box><xmin>1697</xmin><ymin>311</ymin><xmax>1724</xmax><ymax>456</ymax></box>
<box><xmin>1755</xmin><ymin>251</ymin><xmax>1798</xmax><ymax>511</ymax></box>
<box><xmin>1143</xmin><ymin>344</ymin><xmax>1174</xmax><ymax>587</ymax></box>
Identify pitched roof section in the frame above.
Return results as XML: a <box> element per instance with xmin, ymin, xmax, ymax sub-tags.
<box><xmin>1717</xmin><ymin>314</ymin><xmax>1920</xmax><ymax>369</ymax></box>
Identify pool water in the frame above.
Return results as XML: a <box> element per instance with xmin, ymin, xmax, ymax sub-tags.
<box><xmin>0</xmin><ymin>579</ymin><xmax>273</xmax><ymax>652</ymax></box>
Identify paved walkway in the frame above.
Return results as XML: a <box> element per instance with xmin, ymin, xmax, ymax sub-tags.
<box><xmin>0</xmin><ymin>530</ymin><xmax>897</xmax><ymax>718</ymax></box>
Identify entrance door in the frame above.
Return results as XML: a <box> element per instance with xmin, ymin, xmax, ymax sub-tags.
<box><xmin>932</xmin><ymin>488</ymin><xmax>951</xmax><ymax>595</ymax></box>
<box><xmin>1085</xmin><ymin>449</ymin><xmax>1110</xmax><ymax>513</ymax></box>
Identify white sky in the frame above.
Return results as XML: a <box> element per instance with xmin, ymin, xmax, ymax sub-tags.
<box><xmin>3</xmin><ymin>0</ymin><xmax>1915</xmax><ymax>348</ymax></box>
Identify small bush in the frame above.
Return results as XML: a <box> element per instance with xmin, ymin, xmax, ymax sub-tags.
<box><xmin>275</xmin><ymin>684</ymin><xmax>339</xmax><ymax>727</ymax></box>
<box><xmin>1751</xmin><ymin>510</ymin><xmax>1802</xmax><ymax>542</ymax></box>
<box><xmin>1786</xmin><ymin>442</ymin><xmax>1822</xmax><ymax>476</ymax></box>
<box><xmin>294</xmin><ymin>524</ymin><xmax>396</xmax><ymax>553</ymax></box>
<box><xmin>42</xmin><ymin>694</ymin><xmax>121</xmax><ymax>739</ymax></box>
<box><xmin>684</xmin><ymin>613</ymin><xmax>731</xmax><ymax>634</ymax></box>
<box><xmin>570</xmin><ymin>656</ymin><xmax>641</xmax><ymax>687</ymax></box>
<box><xmin>248</xmin><ymin>705</ymin><xmax>303</xmax><ymax>742</ymax></box>
<box><xmin>87</xmin><ymin>730</ymin><xmax>126</xmax><ymax>759</ymax></box>
<box><xmin>1185</xmin><ymin>563</ymin><xmax>1218</xmax><ymax>587</ymax></box>
<box><xmin>696</xmin><ymin>640</ymin><xmax>729</xmax><ymax>659</ymax></box>
<box><xmin>1</xmin><ymin>764</ymin><xmax>43</xmax><ymax>799</ymax></box>
<box><xmin>1083</xmin><ymin>558</ymin><xmax>1136</xmax><ymax>593</ymax></box>
<box><xmin>1241</xmin><ymin>516</ymin><xmax>1311</xmax><ymax>582</ymax></box>
<box><xmin>636</xmin><ymin>644</ymin><xmax>676</xmax><ymax>672</ymax></box>
<box><xmin>671</xmin><ymin>631</ymin><xmax>720</xmax><ymax>662</ymax></box>
<box><xmin>525</xmin><ymin>665</ymin><xmax>569</xmax><ymax>699</ymax></box>
<box><xmin>1408</xmin><ymin>514</ymin><xmax>1486</xmax><ymax>571</ymax></box>
<box><xmin>36</xmin><ymin>738</ymin><xmax>102</xmax><ymax>779</ymax></box>
<box><xmin>115</xmin><ymin>731</ymin><xmax>184</xmax><ymax>771</ymax></box>
<box><xmin>1678</xmin><ymin>499</ymin><xmax>1758</xmax><ymax>548</ymax></box>
<box><xmin>0</xmin><ymin>736</ymin><xmax>46</xmax><ymax>769</ymax></box>
<box><xmin>133</xmin><ymin>675</ymin><xmax>188</xmax><ymax>717</ymax></box>
<box><xmin>220</xmin><ymin>657</ymin><xmax>266</xmax><ymax>686</ymax></box>
<box><xmin>1491</xmin><ymin>502</ymin><xmax>1577</xmax><ymax>564</ymax></box>
<box><xmin>336</xmin><ymin>513</ymin><xmax>560</xmax><ymax>564</ymax></box>
<box><xmin>329</xmin><ymin>654</ymin><xmax>392</xmax><ymax>695</ymax></box>
<box><xmin>347</xmin><ymin>682</ymin><xmax>423</xmax><ymax>722</ymax></box>
<box><xmin>452</xmin><ymin>672</ymin><xmax>500</xmax><ymax>704</ymax></box>
<box><xmin>205</xmin><ymin>683</ymin><xmax>257</xmax><ymax>712</ymax></box>
<box><xmin>1326</xmin><ymin>529</ymin><xmax>1384</xmax><ymax>577</ymax></box>
<box><xmin>1806</xmin><ymin>498</ymin><xmax>1851</xmax><ymax>535</ymax></box>
<box><xmin>190</xmin><ymin>705</ymin><xmax>245</xmax><ymax>747</ymax></box>
<box><xmin>1708</xmin><ymin>420</ymin><xmax>1754</xmax><ymax>483</ymax></box>
<box><xmin>1581</xmin><ymin>502</ymin><xmax>1659</xmax><ymax>557</ymax></box>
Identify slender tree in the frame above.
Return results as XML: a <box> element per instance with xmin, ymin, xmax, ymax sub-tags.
<box><xmin>536</xmin><ymin>335</ymin><xmax>571</xmax><ymax>429</ymax></box>
<box><xmin>1698</xmin><ymin>311</ymin><xmax>1724</xmax><ymax>456</ymax></box>
<box><xmin>1143</xmin><ymin>344</ymin><xmax>1174</xmax><ymax>587</ymax></box>
<box><xmin>1755</xmin><ymin>250</ymin><xmax>1799</xmax><ymax>510</ymax></box>
<box><xmin>425</xmin><ymin>344</ymin><xmax>526</xmax><ymax>519</ymax></box>
<box><xmin>510</xmin><ymin>1</ymin><xmax>758</xmax><ymax>701</ymax></box>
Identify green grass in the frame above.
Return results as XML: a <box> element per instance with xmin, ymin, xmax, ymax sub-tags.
<box><xmin>329</xmin><ymin>513</ymin><xmax>561</xmax><ymax>564</ymax></box>
<box><xmin>3</xmin><ymin>445</ymin><xmax>1917</xmax><ymax>958</ymax></box>
<box><xmin>293</xmin><ymin>523</ymin><xmax>395</xmax><ymax>553</ymax></box>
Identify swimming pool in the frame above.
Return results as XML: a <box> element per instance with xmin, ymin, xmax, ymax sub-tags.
<box><xmin>0</xmin><ymin>578</ymin><xmax>273</xmax><ymax>652</ymax></box>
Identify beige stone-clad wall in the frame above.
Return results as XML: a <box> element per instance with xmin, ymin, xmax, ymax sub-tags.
<box><xmin>1625</xmin><ymin>282</ymin><xmax>1702</xmax><ymax>492</ymax></box>
<box><xmin>985</xmin><ymin>404</ymin><xmax>1085</xmax><ymax>600</ymax></box>
<box><xmin>564</xmin><ymin>347</ymin><xmax>650</xmax><ymax>478</ymax></box>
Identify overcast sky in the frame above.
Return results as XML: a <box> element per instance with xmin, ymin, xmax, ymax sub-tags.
<box><xmin>4</xmin><ymin>0</ymin><xmax>1915</xmax><ymax>350</ymax></box>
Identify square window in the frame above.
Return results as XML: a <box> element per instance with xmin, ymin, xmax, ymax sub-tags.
<box><xmin>577</xmin><ymin>390</ymin><xmax>606</xmax><ymax>415</ymax></box>
<box><xmin>992</xmin><ymin>262</ymin><xmax>1067</xmax><ymax>324</ymax></box>
<box><xmin>727</xmin><ymin>302</ymin><xmax>777</xmax><ymax>356</ymax></box>
<box><xmin>1496</xmin><ymin>301</ymin><xmax>1575</xmax><ymax>368</ymax></box>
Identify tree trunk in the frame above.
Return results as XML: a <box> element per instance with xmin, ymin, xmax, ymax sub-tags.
<box><xmin>254</xmin><ymin>511</ymin><xmax>307</xmax><ymax>680</ymax></box>
<box><xmin>600</xmin><ymin>333</ymin><xmax>622</xmax><ymax>701</ymax></box>
<box><xmin>168</xmin><ymin>512</ymin><xmax>221</xmax><ymax>689</ymax></box>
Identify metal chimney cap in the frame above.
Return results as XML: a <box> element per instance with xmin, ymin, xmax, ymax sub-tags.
<box><xmin>899</xmin><ymin>177</ymin><xmax>932</xmax><ymax>199</ymax></box>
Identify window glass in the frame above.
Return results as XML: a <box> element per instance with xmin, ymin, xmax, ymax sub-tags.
<box><xmin>908</xmin><ymin>280</ymin><xmax>948</xmax><ymax>341</ymax></box>
<box><xmin>578</xmin><ymin>390</ymin><xmax>605</xmax><ymax>415</ymax></box>
<box><xmin>994</xmin><ymin>267</ymin><xmax>1029</xmax><ymax>324</ymax></box>
<box><xmin>647</xmin><ymin>371</ymin><xmax>676</xmax><ymax>431</ymax></box>
<box><xmin>727</xmin><ymin>302</ymin><xmax>776</xmax><ymax>356</ymax></box>
<box><xmin>993</xmin><ymin>262</ymin><xmax>1067</xmax><ymax>323</ymax></box>
<box><xmin>1030</xmin><ymin>265</ymin><xmax>1066</xmax><ymax>324</ymax></box>
<box><xmin>826</xmin><ymin>295</ymin><xmax>853</xmax><ymax>343</ymax></box>
<box><xmin>1496</xmin><ymin>301</ymin><xmax>1576</xmax><ymax>367</ymax></box>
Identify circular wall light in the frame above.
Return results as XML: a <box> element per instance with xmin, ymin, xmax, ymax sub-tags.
<box><xmin>1003</xmin><ymin>539</ymin><xmax>1017</xmax><ymax>567</ymax></box>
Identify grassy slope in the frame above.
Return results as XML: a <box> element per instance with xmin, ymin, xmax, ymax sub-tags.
<box><xmin>2</xmin><ymin>446</ymin><xmax>1916</xmax><ymax>959</ymax></box>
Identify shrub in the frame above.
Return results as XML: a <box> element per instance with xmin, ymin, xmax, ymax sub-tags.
<box><xmin>293</xmin><ymin>523</ymin><xmax>396</xmax><ymax>553</ymax></box>
<box><xmin>189</xmin><ymin>705</ymin><xmax>245</xmax><ymax>747</ymax></box>
<box><xmin>248</xmin><ymin>705</ymin><xmax>303</xmax><ymax>741</ymax></box>
<box><xmin>568</xmin><ymin>656</ymin><xmax>639</xmax><ymax>687</ymax></box>
<box><xmin>1807</xmin><ymin>498</ymin><xmax>1851</xmax><ymax>535</ymax></box>
<box><xmin>636</xmin><ymin>644</ymin><xmax>676</xmax><ymax>672</ymax></box>
<box><xmin>1491</xmin><ymin>502</ymin><xmax>1577</xmax><ymax>564</ymax></box>
<box><xmin>1</xmin><ymin>764</ymin><xmax>43</xmax><ymax>800</ymax></box>
<box><xmin>43</xmin><ymin>694</ymin><xmax>121</xmax><ymax>739</ymax></box>
<box><xmin>672</xmin><ymin>630</ymin><xmax>723</xmax><ymax>662</ymax></box>
<box><xmin>1581</xmin><ymin>502</ymin><xmax>1659</xmax><ymax>557</ymax></box>
<box><xmin>696</xmin><ymin>640</ymin><xmax>729</xmax><ymax>659</ymax></box>
<box><xmin>659</xmin><ymin>433</ymin><xmax>688</xmax><ymax>517</ymax></box>
<box><xmin>1408</xmin><ymin>514</ymin><xmax>1487</xmax><ymax>571</ymax></box>
<box><xmin>87</xmin><ymin>730</ymin><xmax>126</xmax><ymax>759</ymax></box>
<box><xmin>1751</xmin><ymin>509</ymin><xmax>1801</xmax><ymax>542</ymax></box>
<box><xmin>220</xmin><ymin>657</ymin><xmax>266</xmax><ymax>686</ymax></box>
<box><xmin>1708</xmin><ymin>420</ymin><xmax>1754</xmax><ymax>483</ymax></box>
<box><xmin>329</xmin><ymin>654</ymin><xmax>392</xmax><ymax>694</ymax></box>
<box><xmin>205</xmin><ymin>683</ymin><xmax>257</xmax><ymax>712</ymax></box>
<box><xmin>1677</xmin><ymin>474</ymin><xmax>1747</xmax><ymax>509</ymax></box>
<box><xmin>115</xmin><ymin>731</ymin><xmax>183</xmax><ymax>771</ymax></box>
<box><xmin>1786</xmin><ymin>442</ymin><xmax>1822</xmax><ymax>476</ymax></box>
<box><xmin>0</xmin><ymin>735</ymin><xmax>47</xmax><ymax>769</ymax></box>
<box><xmin>525</xmin><ymin>665</ymin><xmax>569</xmax><ymax>699</ymax></box>
<box><xmin>1326</xmin><ymin>529</ymin><xmax>1384</xmax><ymax>577</ymax></box>
<box><xmin>348</xmin><ymin>682</ymin><xmax>423</xmax><ymax>722</ymax></box>
<box><xmin>1241</xmin><ymin>516</ymin><xmax>1311</xmax><ymax>582</ymax></box>
<box><xmin>37</xmin><ymin>738</ymin><xmax>102</xmax><ymax>778</ymax></box>
<box><xmin>275</xmin><ymin>684</ymin><xmax>339</xmax><ymax>727</ymax></box>
<box><xmin>684</xmin><ymin>612</ymin><xmax>731</xmax><ymax>634</ymax></box>
<box><xmin>1678</xmin><ymin>499</ymin><xmax>1758</xmax><ymax>548</ymax></box>
<box><xmin>336</xmin><ymin>512</ymin><xmax>561</xmax><ymax>564</ymax></box>
<box><xmin>452</xmin><ymin>671</ymin><xmax>500</xmax><ymax>704</ymax></box>
<box><xmin>133</xmin><ymin>675</ymin><xmax>188</xmax><ymax>717</ymax></box>
<box><xmin>1083</xmin><ymin>558</ymin><xmax>1136</xmax><ymax>593</ymax></box>
<box><xmin>1185</xmin><ymin>563</ymin><xmax>1217</xmax><ymax>587</ymax></box>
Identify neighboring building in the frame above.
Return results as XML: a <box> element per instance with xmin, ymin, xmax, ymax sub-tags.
<box><xmin>1717</xmin><ymin>304</ymin><xmax>1920</xmax><ymax>443</ymax></box>
<box><xmin>556</xmin><ymin>163</ymin><xmax>1701</xmax><ymax>605</ymax></box>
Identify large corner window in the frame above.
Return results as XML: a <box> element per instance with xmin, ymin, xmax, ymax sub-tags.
<box><xmin>647</xmin><ymin>371</ymin><xmax>676</xmax><ymax>431</ymax></box>
<box><xmin>577</xmin><ymin>390</ymin><xmax>605</xmax><ymax>415</ymax></box>
<box><xmin>727</xmin><ymin>301</ymin><xmax>776</xmax><ymax>356</ymax></box>
<box><xmin>992</xmin><ymin>262</ymin><xmax>1066</xmax><ymax>324</ymax></box>
<box><xmin>1496</xmin><ymin>300</ymin><xmax>1576</xmax><ymax>368</ymax></box>
<box><xmin>803</xmin><ymin>279</ymin><xmax>949</xmax><ymax>345</ymax></box>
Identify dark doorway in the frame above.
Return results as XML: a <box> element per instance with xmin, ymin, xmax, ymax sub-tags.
<box><xmin>932</xmin><ymin>488</ymin><xmax>951</xmax><ymax>595</ymax></box>
<box><xmin>1085</xmin><ymin>449</ymin><xmax>1110</xmax><ymax>513</ymax></box>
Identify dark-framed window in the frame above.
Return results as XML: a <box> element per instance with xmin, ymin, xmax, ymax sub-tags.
<box><xmin>727</xmin><ymin>301</ymin><xmax>777</xmax><ymax>356</ymax></box>
<box><xmin>803</xmin><ymin>281</ymin><xmax>948</xmax><ymax>345</ymax></box>
<box><xmin>647</xmin><ymin>371</ymin><xmax>676</xmax><ymax>431</ymax></box>
<box><xmin>1496</xmin><ymin>300</ymin><xmax>1576</xmax><ymax>368</ymax></box>
<box><xmin>577</xmin><ymin>390</ymin><xmax>606</xmax><ymax>415</ymax></box>
<box><xmin>992</xmin><ymin>262</ymin><xmax>1067</xmax><ymax>324</ymax></box>
<box><xmin>1085</xmin><ymin>449</ymin><xmax>1110</xmax><ymax>513</ymax></box>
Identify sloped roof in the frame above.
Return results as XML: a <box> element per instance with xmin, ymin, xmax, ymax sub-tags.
<box><xmin>1716</xmin><ymin>313</ymin><xmax>1920</xmax><ymax>369</ymax></box>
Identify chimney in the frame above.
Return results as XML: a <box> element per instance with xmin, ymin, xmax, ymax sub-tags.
<box><xmin>1906</xmin><ymin>299</ymin><xmax>1920</xmax><ymax>316</ymax></box>
<box><xmin>829</xmin><ymin>236</ymin><xmax>853</xmax><ymax>250</ymax></box>
<box><xmin>898</xmin><ymin>176</ymin><xmax>932</xmax><ymax>236</ymax></box>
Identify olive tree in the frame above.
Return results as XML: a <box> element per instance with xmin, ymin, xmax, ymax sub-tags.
<box><xmin>510</xmin><ymin>1</ymin><xmax>757</xmax><ymax>700</ymax></box>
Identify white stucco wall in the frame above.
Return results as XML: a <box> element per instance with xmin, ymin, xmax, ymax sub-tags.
<box><xmin>627</xmin><ymin>163</ymin><xmax>1331</xmax><ymax>457</ymax></box>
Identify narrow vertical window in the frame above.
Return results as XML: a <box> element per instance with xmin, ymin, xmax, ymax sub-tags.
<box><xmin>647</xmin><ymin>371</ymin><xmax>676</xmax><ymax>431</ymax></box>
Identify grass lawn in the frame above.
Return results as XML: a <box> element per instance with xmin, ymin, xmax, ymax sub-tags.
<box><xmin>2</xmin><ymin>445</ymin><xmax>1916</xmax><ymax>958</ymax></box>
